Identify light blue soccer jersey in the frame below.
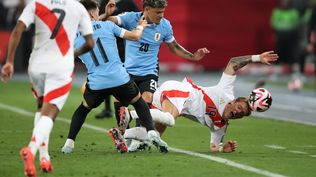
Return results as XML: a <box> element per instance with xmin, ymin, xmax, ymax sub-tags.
<box><xmin>118</xmin><ymin>12</ymin><xmax>174</xmax><ymax>76</ymax></box>
<box><xmin>74</xmin><ymin>20</ymin><xmax>130</xmax><ymax>90</ymax></box>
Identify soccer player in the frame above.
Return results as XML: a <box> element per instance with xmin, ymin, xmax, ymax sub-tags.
<box><xmin>0</xmin><ymin>0</ymin><xmax>94</xmax><ymax>176</ymax></box>
<box><xmin>61</xmin><ymin>0</ymin><xmax>168</xmax><ymax>155</ymax></box>
<box><xmin>101</xmin><ymin>0</ymin><xmax>210</xmax><ymax>130</ymax></box>
<box><xmin>94</xmin><ymin>0</ymin><xmax>140</xmax><ymax>119</ymax></box>
<box><xmin>122</xmin><ymin>51</ymin><xmax>278</xmax><ymax>153</ymax></box>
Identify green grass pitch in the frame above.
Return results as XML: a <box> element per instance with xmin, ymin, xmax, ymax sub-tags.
<box><xmin>1</xmin><ymin>81</ymin><xmax>316</xmax><ymax>177</ymax></box>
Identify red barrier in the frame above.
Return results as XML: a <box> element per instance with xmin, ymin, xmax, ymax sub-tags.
<box><xmin>159</xmin><ymin>0</ymin><xmax>276</xmax><ymax>71</ymax></box>
<box><xmin>0</xmin><ymin>31</ymin><xmax>10</xmax><ymax>63</ymax></box>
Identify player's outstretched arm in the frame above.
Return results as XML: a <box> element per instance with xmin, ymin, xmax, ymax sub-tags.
<box><xmin>1</xmin><ymin>21</ymin><xmax>26</xmax><ymax>83</ymax></box>
<box><xmin>210</xmin><ymin>140</ymin><xmax>238</xmax><ymax>153</ymax></box>
<box><xmin>224</xmin><ymin>51</ymin><xmax>278</xmax><ymax>76</ymax></box>
<box><xmin>166</xmin><ymin>39</ymin><xmax>210</xmax><ymax>61</ymax></box>
<box><xmin>123</xmin><ymin>16</ymin><xmax>148</xmax><ymax>41</ymax></box>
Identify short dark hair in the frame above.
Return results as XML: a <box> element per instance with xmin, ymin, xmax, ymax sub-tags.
<box><xmin>99</xmin><ymin>0</ymin><xmax>110</xmax><ymax>14</ymax></box>
<box><xmin>80</xmin><ymin>0</ymin><xmax>99</xmax><ymax>11</ymax></box>
<box><xmin>235</xmin><ymin>97</ymin><xmax>252</xmax><ymax>116</ymax></box>
<box><xmin>142</xmin><ymin>0</ymin><xmax>167</xmax><ymax>8</ymax></box>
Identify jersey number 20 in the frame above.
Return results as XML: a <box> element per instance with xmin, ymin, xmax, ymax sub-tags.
<box><xmin>139</xmin><ymin>42</ymin><xmax>149</xmax><ymax>52</ymax></box>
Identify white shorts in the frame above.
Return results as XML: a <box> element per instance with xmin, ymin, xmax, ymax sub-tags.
<box><xmin>28</xmin><ymin>69</ymin><xmax>73</xmax><ymax>110</ymax></box>
<box><xmin>152</xmin><ymin>80</ymin><xmax>191</xmax><ymax>114</ymax></box>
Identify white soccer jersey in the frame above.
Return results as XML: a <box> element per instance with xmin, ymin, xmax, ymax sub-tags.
<box><xmin>152</xmin><ymin>73</ymin><xmax>236</xmax><ymax>145</ymax></box>
<box><xmin>18</xmin><ymin>0</ymin><xmax>93</xmax><ymax>72</ymax></box>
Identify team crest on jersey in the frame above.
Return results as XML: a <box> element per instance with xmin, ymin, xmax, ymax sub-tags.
<box><xmin>220</xmin><ymin>98</ymin><xmax>225</xmax><ymax>105</ymax></box>
<box><xmin>154</xmin><ymin>33</ymin><xmax>161</xmax><ymax>41</ymax></box>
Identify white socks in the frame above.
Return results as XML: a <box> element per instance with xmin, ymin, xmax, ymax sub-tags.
<box><xmin>29</xmin><ymin>115</ymin><xmax>53</xmax><ymax>158</ymax></box>
<box><xmin>33</xmin><ymin>112</ymin><xmax>41</xmax><ymax>127</ymax></box>
<box><xmin>130</xmin><ymin>109</ymin><xmax>175</xmax><ymax>126</ymax></box>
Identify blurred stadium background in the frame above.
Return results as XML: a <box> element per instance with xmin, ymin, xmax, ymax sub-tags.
<box><xmin>1</xmin><ymin>0</ymin><xmax>315</xmax><ymax>74</ymax></box>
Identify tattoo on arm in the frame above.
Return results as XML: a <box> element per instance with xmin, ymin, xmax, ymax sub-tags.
<box><xmin>230</xmin><ymin>55</ymin><xmax>252</xmax><ymax>71</ymax></box>
<box><xmin>170</xmin><ymin>40</ymin><xmax>193</xmax><ymax>58</ymax></box>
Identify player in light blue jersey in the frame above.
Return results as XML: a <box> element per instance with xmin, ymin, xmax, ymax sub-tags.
<box><xmin>62</xmin><ymin>0</ymin><xmax>169</xmax><ymax>154</ymax></box>
<box><xmin>103</xmin><ymin>0</ymin><xmax>210</xmax><ymax>131</ymax></box>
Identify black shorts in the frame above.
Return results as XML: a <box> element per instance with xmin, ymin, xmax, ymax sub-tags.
<box><xmin>130</xmin><ymin>74</ymin><xmax>158</xmax><ymax>94</ymax></box>
<box><xmin>84</xmin><ymin>80</ymin><xmax>139</xmax><ymax>108</ymax></box>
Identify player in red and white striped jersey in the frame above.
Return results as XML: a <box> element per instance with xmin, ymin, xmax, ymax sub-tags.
<box><xmin>124</xmin><ymin>51</ymin><xmax>278</xmax><ymax>153</ymax></box>
<box><xmin>1</xmin><ymin>0</ymin><xmax>94</xmax><ymax>176</ymax></box>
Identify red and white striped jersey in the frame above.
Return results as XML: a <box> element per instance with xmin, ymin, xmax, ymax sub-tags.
<box><xmin>152</xmin><ymin>73</ymin><xmax>236</xmax><ymax>145</ymax></box>
<box><xmin>19</xmin><ymin>0</ymin><xmax>93</xmax><ymax>72</ymax></box>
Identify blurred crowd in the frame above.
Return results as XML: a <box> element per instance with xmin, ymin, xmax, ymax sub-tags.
<box><xmin>270</xmin><ymin>0</ymin><xmax>316</xmax><ymax>90</ymax></box>
<box><xmin>0</xmin><ymin>0</ymin><xmax>315</xmax><ymax>91</ymax></box>
<box><xmin>0</xmin><ymin>0</ymin><xmax>33</xmax><ymax>72</ymax></box>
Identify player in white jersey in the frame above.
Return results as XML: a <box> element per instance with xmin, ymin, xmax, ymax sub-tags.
<box><xmin>1</xmin><ymin>0</ymin><xmax>94</xmax><ymax>176</ymax></box>
<box><xmin>122</xmin><ymin>51</ymin><xmax>278</xmax><ymax>153</ymax></box>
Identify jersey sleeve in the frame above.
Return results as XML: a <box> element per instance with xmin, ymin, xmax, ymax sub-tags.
<box><xmin>163</xmin><ymin>20</ymin><xmax>175</xmax><ymax>43</ymax></box>
<box><xmin>110</xmin><ymin>22</ymin><xmax>126</xmax><ymax>38</ymax></box>
<box><xmin>216</xmin><ymin>73</ymin><xmax>236</xmax><ymax>97</ymax></box>
<box><xmin>210</xmin><ymin>124</ymin><xmax>227</xmax><ymax>145</ymax></box>
<box><xmin>18</xmin><ymin>0</ymin><xmax>35</xmax><ymax>28</ymax></box>
<box><xmin>77</xmin><ymin>3</ymin><xmax>93</xmax><ymax>36</ymax></box>
<box><xmin>117</xmin><ymin>12</ymin><xmax>134</xmax><ymax>30</ymax></box>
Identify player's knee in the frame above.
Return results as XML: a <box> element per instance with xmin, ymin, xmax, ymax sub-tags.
<box><xmin>36</xmin><ymin>96</ymin><xmax>43</xmax><ymax>110</ymax></box>
<box><xmin>82</xmin><ymin>100</ymin><xmax>91</xmax><ymax>109</ymax></box>
<box><xmin>141</xmin><ymin>92</ymin><xmax>153</xmax><ymax>103</ymax></box>
<box><xmin>154</xmin><ymin>122</ymin><xmax>167</xmax><ymax>135</ymax></box>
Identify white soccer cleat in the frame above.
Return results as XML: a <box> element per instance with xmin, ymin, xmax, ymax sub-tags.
<box><xmin>127</xmin><ymin>139</ymin><xmax>149</xmax><ymax>152</ymax></box>
<box><xmin>147</xmin><ymin>130</ymin><xmax>168</xmax><ymax>153</ymax></box>
<box><xmin>61</xmin><ymin>146</ymin><xmax>74</xmax><ymax>154</ymax></box>
<box><xmin>61</xmin><ymin>139</ymin><xmax>75</xmax><ymax>154</ymax></box>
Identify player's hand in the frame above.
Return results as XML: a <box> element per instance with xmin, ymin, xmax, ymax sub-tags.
<box><xmin>1</xmin><ymin>62</ymin><xmax>14</xmax><ymax>83</ymax></box>
<box><xmin>259</xmin><ymin>51</ymin><xmax>278</xmax><ymax>65</ymax></box>
<box><xmin>192</xmin><ymin>48</ymin><xmax>210</xmax><ymax>61</ymax></box>
<box><xmin>137</xmin><ymin>15</ymin><xmax>149</xmax><ymax>28</ymax></box>
<box><xmin>104</xmin><ymin>1</ymin><xmax>116</xmax><ymax>17</ymax></box>
<box><xmin>223</xmin><ymin>140</ymin><xmax>237</xmax><ymax>153</ymax></box>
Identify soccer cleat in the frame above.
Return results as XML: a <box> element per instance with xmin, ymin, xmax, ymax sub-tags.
<box><xmin>147</xmin><ymin>130</ymin><xmax>168</xmax><ymax>153</ymax></box>
<box><xmin>61</xmin><ymin>139</ymin><xmax>75</xmax><ymax>154</ymax></box>
<box><xmin>109</xmin><ymin>128</ymin><xmax>127</xmax><ymax>153</ymax></box>
<box><xmin>118</xmin><ymin>107</ymin><xmax>131</xmax><ymax>134</ymax></box>
<box><xmin>127</xmin><ymin>139</ymin><xmax>149</xmax><ymax>152</ymax></box>
<box><xmin>40</xmin><ymin>157</ymin><xmax>53</xmax><ymax>173</ymax></box>
<box><xmin>61</xmin><ymin>145</ymin><xmax>74</xmax><ymax>154</ymax></box>
<box><xmin>20</xmin><ymin>147</ymin><xmax>36</xmax><ymax>177</ymax></box>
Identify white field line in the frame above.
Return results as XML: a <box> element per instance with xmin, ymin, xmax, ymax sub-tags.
<box><xmin>252</xmin><ymin>112</ymin><xmax>316</xmax><ymax>127</ymax></box>
<box><xmin>265</xmin><ymin>144</ymin><xmax>316</xmax><ymax>158</ymax></box>
<box><xmin>287</xmin><ymin>150</ymin><xmax>308</xmax><ymax>155</ymax></box>
<box><xmin>0</xmin><ymin>102</ymin><xmax>286</xmax><ymax>177</ymax></box>
<box><xmin>264</xmin><ymin>145</ymin><xmax>286</xmax><ymax>150</ymax></box>
<box><xmin>272</xmin><ymin>104</ymin><xmax>316</xmax><ymax>114</ymax></box>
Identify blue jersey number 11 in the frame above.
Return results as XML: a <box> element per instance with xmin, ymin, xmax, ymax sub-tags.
<box><xmin>89</xmin><ymin>38</ymin><xmax>109</xmax><ymax>66</ymax></box>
